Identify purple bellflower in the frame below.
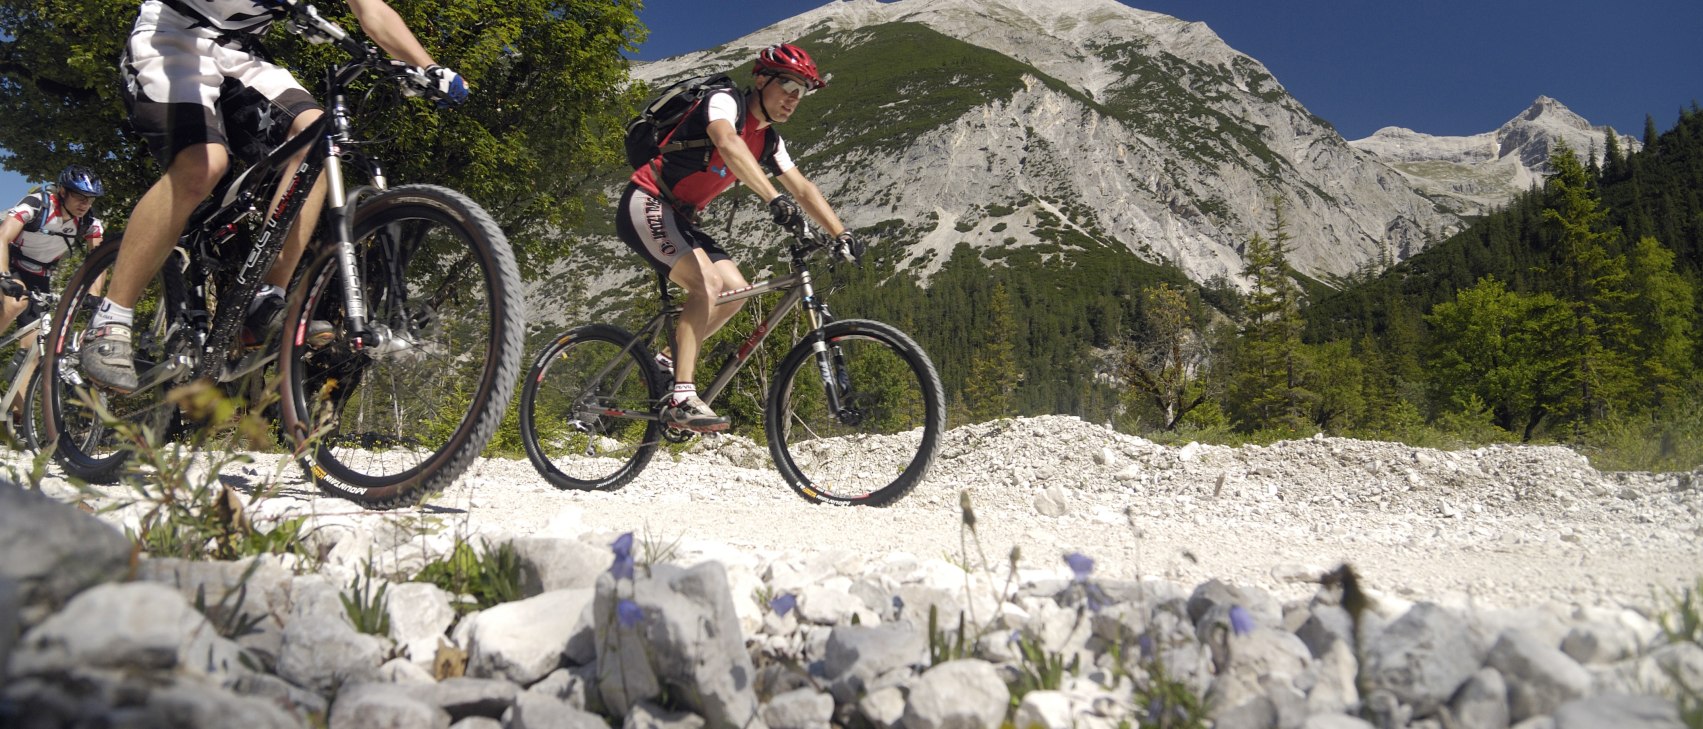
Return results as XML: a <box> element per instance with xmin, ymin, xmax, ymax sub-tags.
<box><xmin>610</xmin><ymin>532</ymin><xmax>635</xmax><ymax>581</ymax></box>
<box><xmin>616</xmin><ymin>599</ymin><xmax>643</xmax><ymax>628</ymax></box>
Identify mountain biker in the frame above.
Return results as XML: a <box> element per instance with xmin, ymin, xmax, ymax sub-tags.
<box><xmin>0</xmin><ymin>166</ymin><xmax>107</xmax><ymax>343</ymax></box>
<box><xmin>80</xmin><ymin>0</ymin><xmax>468</xmax><ymax>393</ymax></box>
<box><xmin>617</xmin><ymin>42</ymin><xmax>862</xmax><ymax>432</ymax></box>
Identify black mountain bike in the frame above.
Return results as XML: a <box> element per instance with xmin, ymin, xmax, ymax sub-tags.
<box><xmin>39</xmin><ymin>0</ymin><xmax>523</xmax><ymax>509</ymax></box>
<box><xmin>518</xmin><ymin>221</ymin><xmax>945</xmax><ymax>506</ymax></box>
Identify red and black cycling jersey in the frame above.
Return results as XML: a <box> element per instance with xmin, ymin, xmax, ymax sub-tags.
<box><xmin>630</xmin><ymin>88</ymin><xmax>794</xmax><ymax>215</ymax></box>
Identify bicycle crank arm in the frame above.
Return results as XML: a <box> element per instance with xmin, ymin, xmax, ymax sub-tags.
<box><xmin>134</xmin><ymin>355</ymin><xmax>194</xmax><ymax>393</ymax></box>
<box><xmin>218</xmin><ymin>349</ymin><xmax>278</xmax><ymax>383</ymax></box>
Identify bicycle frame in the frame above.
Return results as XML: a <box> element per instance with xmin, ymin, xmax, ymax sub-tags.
<box><xmin>0</xmin><ymin>309</ymin><xmax>47</xmax><ymax>412</ymax></box>
<box><xmin>578</xmin><ymin>233</ymin><xmax>844</xmax><ymax>426</ymax></box>
<box><xmin>162</xmin><ymin>18</ymin><xmax>418</xmax><ymax>385</ymax></box>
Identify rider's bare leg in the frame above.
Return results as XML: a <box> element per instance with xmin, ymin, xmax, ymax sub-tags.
<box><xmin>105</xmin><ymin>143</ymin><xmax>230</xmax><ymax>307</ymax></box>
<box><xmin>668</xmin><ymin>252</ymin><xmax>748</xmax><ymax>386</ymax></box>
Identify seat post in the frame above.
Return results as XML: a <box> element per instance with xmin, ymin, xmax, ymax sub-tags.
<box><xmin>655</xmin><ymin>271</ymin><xmax>672</xmax><ymax>306</ymax></box>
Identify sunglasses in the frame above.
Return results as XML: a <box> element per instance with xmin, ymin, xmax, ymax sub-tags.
<box><xmin>770</xmin><ymin>76</ymin><xmax>816</xmax><ymax>98</ymax></box>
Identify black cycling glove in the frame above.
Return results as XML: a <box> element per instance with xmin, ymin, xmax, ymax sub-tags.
<box><xmin>0</xmin><ymin>277</ymin><xmax>23</xmax><ymax>299</ymax></box>
<box><xmin>834</xmin><ymin>231</ymin><xmax>865</xmax><ymax>263</ymax></box>
<box><xmin>768</xmin><ymin>193</ymin><xmax>802</xmax><ymax>229</ymax></box>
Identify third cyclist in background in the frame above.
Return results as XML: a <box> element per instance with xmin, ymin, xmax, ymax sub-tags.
<box><xmin>0</xmin><ymin>165</ymin><xmax>106</xmax><ymax>338</ymax></box>
<box><xmin>617</xmin><ymin>42</ymin><xmax>863</xmax><ymax>432</ymax></box>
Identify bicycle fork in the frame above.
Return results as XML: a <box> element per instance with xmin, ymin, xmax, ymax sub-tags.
<box><xmin>322</xmin><ymin>98</ymin><xmax>373</xmax><ymax>348</ymax></box>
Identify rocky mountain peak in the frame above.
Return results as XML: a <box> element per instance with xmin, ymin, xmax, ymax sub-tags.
<box><xmin>1349</xmin><ymin>97</ymin><xmax>1640</xmax><ymax>216</ymax></box>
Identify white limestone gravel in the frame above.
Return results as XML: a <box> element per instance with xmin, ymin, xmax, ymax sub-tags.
<box><xmin>16</xmin><ymin>415</ymin><xmax>1703</xmax><ymax>614</ymax></box>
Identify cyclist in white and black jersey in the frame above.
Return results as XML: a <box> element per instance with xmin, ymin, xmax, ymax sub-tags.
<box><xmin>80</xmin><ymin>0</ymin><xmax>467</xmax><ymax>392</ymax></box>
<box><xmin>618</xmin><ymin>43</ymin><xmax>864</xmax><ymax>432</ymax></box>
<box><xmin>0</xmin><ymin>166</ymin><xmax>106</xmax><ymax>338</ymax></box>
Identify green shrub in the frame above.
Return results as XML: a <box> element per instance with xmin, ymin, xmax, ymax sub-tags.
<box><xmin>413</xmin><ymin>538</ymin><xmax>523</xmax><ymax>613</ymax></box>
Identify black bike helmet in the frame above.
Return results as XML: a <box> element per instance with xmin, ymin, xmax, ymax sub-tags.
<box><xmin>58</xmin><ymin>165</ymin><xmax>105</xmax><ymax>197</ymax></box>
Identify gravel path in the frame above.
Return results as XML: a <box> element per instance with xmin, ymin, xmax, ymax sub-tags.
<box><xmin>15</xmin><ymin>415</ymin><xmax>1703</xmax><ymax>614</ymax></box>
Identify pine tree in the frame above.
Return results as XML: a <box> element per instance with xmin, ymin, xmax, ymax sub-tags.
<box><xmin>1542</xmin><ymin>143</ymin><xmax>1640</xmax><ymax>428</ymax></box>
<box><xmin>1306</xmin><ymin>339</ymin><xmax>1365</xmax><ymax>432</ymax></box>
<box><xmin>1227</xmin><ymin>200</ymin><xmax>1312</xmax><ymax>433</ymax></box>
<box><xmin>1625</xmin><ymin>235</ymin><xmax>1697</xmax><ymax>410</ymax></box>
<box><xmin>1424</xmin><ymin>276</ymin><xmax>1572</xmax><ymax>439</ymax></box>
<box><xmin>963</xmin><ymin>282</ymin><xmax>1019</xmax><ymax>422</ymax></box>
<box><xmin>1123</xmin><ymin>283</ymin><xmax>1208</xmax><ymax>430</ymax></box>
<box><xmin>1602</xmin><ymin>127</ymin><xmax>1625</xmax><ymax>183</ymax></box>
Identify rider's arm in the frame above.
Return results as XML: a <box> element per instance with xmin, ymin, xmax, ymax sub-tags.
<box><xmin>776</xmin><ymin>167</ymin><xmax>847</xmax><ymax>238</ymax></box>
<box><xmin>707</xmin><ymin>119</ymin><xmax>781</xmax><ymax>202</ymax></box>
<box><xmin>345</xmin><ymin>0</ymin><xmax>438</xmax><ymax>68</ymax></box>
<box><xmin>0</xmin><ymin>217</ymin><xmax>21</xmax><ymax>272</ymax></box>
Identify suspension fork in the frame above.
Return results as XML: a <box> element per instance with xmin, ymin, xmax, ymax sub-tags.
<box><xmin>323</xmin><ymin>91</ymin><xmax>371</xmax><ymax>345</ymax></box>
<box><xmin>802</xmin><ymin>292</ymin><xmax>852</xmax><ymax>419</ymax></box>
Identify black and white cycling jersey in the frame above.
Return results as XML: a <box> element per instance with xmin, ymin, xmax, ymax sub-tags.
<box><xmin>5</xmin><ymin>188</ymin><xmax>104</xmax><ymax>276</ymax></box>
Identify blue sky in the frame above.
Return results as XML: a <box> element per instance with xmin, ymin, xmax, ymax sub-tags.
<box><xmin>7</xmin><ymin>0</ymin><xmax>1700</xmax><ymax>202</ymax></box>
<box><xmin>631</xmin><ymin>0</ymin><xmax>1701</xmax><ymax>141</ymax></box>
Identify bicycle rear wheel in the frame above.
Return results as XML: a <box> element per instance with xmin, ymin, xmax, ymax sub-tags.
<box><xmin>39</xmin><ymin>240</ymin><xmax>189</xmax><ymax>482</ymax></box>
<box><xmin>765</xmin><ymin>319</ymin><xmax>945</xmax><ymax>506</ymax></box>
<box><xmin>519</xmin><ymin>324</ymin><xmax>664</xmax><ymax>491</ymax></box>
<box><xmin>277</xmin><ymin>185</ymin><xmax>523</xmax><ymax>509</ymax></box>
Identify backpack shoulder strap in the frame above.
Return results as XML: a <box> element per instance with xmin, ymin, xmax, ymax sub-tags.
<box><xmin>18</xmin><ymin>186</ymin><xmax>50</xmax><ymax>234</ymax></box>
<box><xmin>761</xmin><ymin>129</ymin><xmax>782</xmax><ymax>176</ymax></box>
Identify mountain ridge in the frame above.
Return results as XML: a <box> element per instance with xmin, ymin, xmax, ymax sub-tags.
<box><xmin>1349</xmin><ymin>95</ymin><xmax>1641</xmax><ymax>216</ymax></box>
<box><xmin>548</xmin><ymin>0</ymin><xmax>1636</xmax><ymax>331</ymax></box>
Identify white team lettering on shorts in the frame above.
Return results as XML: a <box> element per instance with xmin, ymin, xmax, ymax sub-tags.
<box><xmin>643</xmin><ymin>196</ymin><xmax>676</xmax><ymax>256</ymax></box>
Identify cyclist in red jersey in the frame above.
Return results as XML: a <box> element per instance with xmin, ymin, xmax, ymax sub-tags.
<box><xmin>616</xmin><ymin>43</ymin><xmax>861</xmax><ymax>432</ymax></box>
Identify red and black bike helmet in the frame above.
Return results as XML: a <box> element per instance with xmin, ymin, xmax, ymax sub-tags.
<box><xmin>754</xmin><ymin>43</ymin><xmax>825</xmax><ymax>90</ymax></box>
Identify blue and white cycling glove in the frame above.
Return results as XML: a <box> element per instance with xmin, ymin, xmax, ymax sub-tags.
<box><xmin>425</xmin><ymin>65</ymin><xmax>469</xmax><ymax>106</ymax></box>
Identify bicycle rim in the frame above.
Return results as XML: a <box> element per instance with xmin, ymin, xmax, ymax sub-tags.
<box><xmin>279</xmin><ymin>185</ymin><xmax>522</xmax><ymax>509</ymax></box>
<box><xmin>21</xmin><ymin>368</ymin><xmax>46</xmax><ymax>451</ymax></box>
<box><xmin>520</xmin><ymin>325</ymin><xmax>663</xmax><ymax>491</ymax></box>
<box><xmin>40</xmin><ymin>241</ymin><xmax>186</xmax><ymax>481</ymax></box>
<box><xmin>766</xmin><ymin>319</ymin><xmax>945</xmax><ymax>506</ymax></box>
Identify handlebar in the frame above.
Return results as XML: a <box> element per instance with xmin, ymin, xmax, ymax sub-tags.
<box><xmin>785</xmin><ymin>219</ymin><xmax>862</xmax><ymax>266</ymax></box>
<box><xmin>279</xmin><ymin>0</ymin><xmax>457</xmax><ymax>104</ymax></box>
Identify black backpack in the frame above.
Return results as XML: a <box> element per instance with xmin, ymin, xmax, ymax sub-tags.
<box><xmin>623</xmin><ymin>73</ymin><xmax>743</xmax><ymax>170</ymax></box>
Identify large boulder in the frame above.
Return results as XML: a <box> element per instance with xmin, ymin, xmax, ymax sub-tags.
<box><xmin>594</xmin><ymin>562</ymin><xmax>764</xmax><ymax>729</ymax></box>
<box><xmin>1363</xmin><ymin>603</ymin><xmax>1487</xmax><ymax>717</ymax></box>
<box><xmin>0</xmin><ymin>480</ymin><xmax>131</xmax><ymax>626</ymax></box>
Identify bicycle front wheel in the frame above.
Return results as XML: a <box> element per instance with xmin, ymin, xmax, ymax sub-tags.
<box><xmin>765</xmin><ymin>319</ymin><xmax>946</xmax><ymax>506</ymax></box>
<box><xmin>519</xmin><ymin>324</ymin><xmax>664</xmax><ymax>491</ymax></box>
<box><xmin>277</xmin><ymin>185</ymin><xmax>524</xmax><ymax>509</ymax></box>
